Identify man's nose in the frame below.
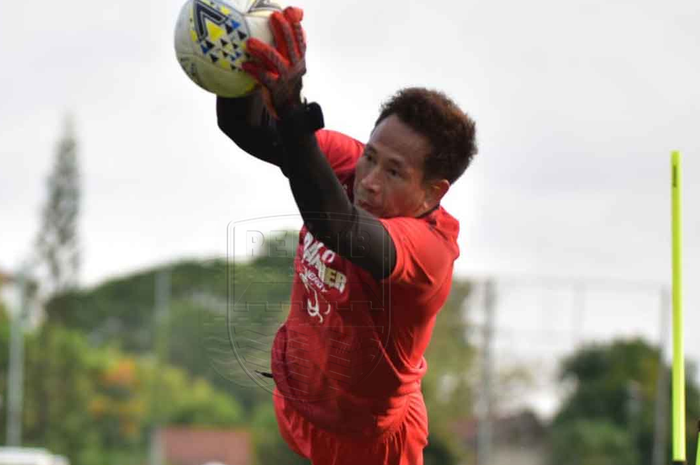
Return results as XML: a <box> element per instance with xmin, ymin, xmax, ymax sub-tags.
<box><xmin>360</xmin><ymin>166</ymin><xmax>381</xmax><ymax>193</ymax></box>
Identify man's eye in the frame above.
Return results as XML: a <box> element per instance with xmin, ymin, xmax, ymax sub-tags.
<box><xmin>389</xmin><ymin>169</ymin><xmax>400</xmax><ymax>177</ymax></box>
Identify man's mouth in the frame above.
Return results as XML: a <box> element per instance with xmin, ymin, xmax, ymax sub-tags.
<box><xmin>357</xmin><ymin>199</ymin><xmax>377</xmax><ymax>212</ymax></box>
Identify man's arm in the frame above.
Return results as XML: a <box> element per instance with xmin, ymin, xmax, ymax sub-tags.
<box><xmin>278</xmin><ymin>108</ymin><xmax>397</xmax><ymax>280</ymax></box>
<box><xmin>216</xmin><ymin>91</ymin><xmax>284</xmax><ymax>168</ymax></box>
<box><xmin>218</xmin><ymin>92</ymin><xmax>396</xmax><ymax>279</ymax></box>
<box><xmin>240</xmin><ymin>7</ymin><xmax>398</xmax><ymax>280</ymax></box>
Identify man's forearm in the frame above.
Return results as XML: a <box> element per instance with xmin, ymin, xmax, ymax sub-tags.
<box><xmin>216</xmin><ymin>93</ymin><xmax>284</xmax><ymax>167</ymax></box>
<box><xmin>218</xmin><ymin>95</ymin><xmax>396</xmax><ymax>279</ymax></box>
<box><xmin>277</xmin><ymin>109</ymin><xmax>396</xmax><ymax>280</ymax></box>
<box><xmin>225</xmin><ymin>6</ymin><xmax>396</xmax><ymax>279</ymax></box>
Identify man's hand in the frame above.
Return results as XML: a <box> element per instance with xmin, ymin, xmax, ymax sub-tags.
<box><xmin>242</xmin><ymin>7</ymin><xmax>307</xmax><ymax>119</ymax></box>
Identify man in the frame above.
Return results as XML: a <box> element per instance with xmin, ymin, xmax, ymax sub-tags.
<box><xmin>217</xmin><ymin>7</ymin><xmax>477</xmax><ymax>464</ymax></box>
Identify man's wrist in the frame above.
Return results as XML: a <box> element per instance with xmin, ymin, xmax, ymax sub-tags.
<box><xmin>276</xmin><ymin>101</ymin><xmax>325</xmax><ymax>178</ymax></box>
<box><xmin>279</xmin><ymin>101</ymin><xmax>325</xmax><ymax>135</ymax></box>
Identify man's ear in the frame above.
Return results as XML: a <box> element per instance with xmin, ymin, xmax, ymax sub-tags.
<box><xmin>429</xmin><ymin>179</ymin><xmax>450</xmax><ymax>205</ymax></box>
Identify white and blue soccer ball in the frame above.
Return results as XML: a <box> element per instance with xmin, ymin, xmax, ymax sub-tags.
<box><xmin>174</xmin><ymin>0</ymin><xmax>283</xmax><ymax>97</ymax></box>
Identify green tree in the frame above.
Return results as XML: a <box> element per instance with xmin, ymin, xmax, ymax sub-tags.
<box><xmin>550</xmin><ymin>419</ymin><xmax>638</xmax><ymax>465</ymax></box>
<box><xmin>422</xmin><ymin>280</ymin><xmax>476</xmax><ymax>465</ymax></box>
<box><xmin>44</xmin><ymin>256</ymin><xmax>295</xmax><ymax>414</ymax></box>
<box><xmin>36</xmin><ymin>116</ymin><xmax>81</xmax><ymax>294</ymax></box>
<box><xmin>22</xmin><ymin>325</ymin><xmax>105</xmax><ymax>463</ymax></box>
<box><xmin>39</xmin><ymin>243</ymin><xmax>480</xmax><ymax>465</ymax></box>
<box><xmin>5</xmin><ymin>321</ymin><xmax>244</xmax><ymax>465</ymax></box>
<box><xmin>138</xmin><ymin>357</ymin><xmax>244</xmax><ymax>428</ymax></box>
<box><xmin>0</xmin><ymin>303</ymin><xmax>10</xmax><ymax>440</ymax></box>
<box><xmin>550</xmin><ymin>338</ymin><xmax>700</xmax><ymax>465</ymax></box>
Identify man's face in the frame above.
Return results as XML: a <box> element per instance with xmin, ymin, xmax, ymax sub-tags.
<box><xmin>353</xmin><ymin>114</ymin><xmax>439</xmax><ymax>219</ymax></box>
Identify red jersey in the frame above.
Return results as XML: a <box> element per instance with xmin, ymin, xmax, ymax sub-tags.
<box><xmin>271</xmin><ymin>129</ymin><xmax>460</xmax><ymax>437</ymax></box>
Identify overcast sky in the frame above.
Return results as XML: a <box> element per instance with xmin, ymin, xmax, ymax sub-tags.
<box><xmin>2</xmin><ymin>0</ymin><xmax>699</xmax><ymax>409</ymax></box>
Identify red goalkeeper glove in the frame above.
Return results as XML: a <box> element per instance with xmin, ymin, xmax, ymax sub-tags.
<box><xmin>242</xmin><ymin>7</ymin><xmax>307</xmax><ymax>119</ymax></box>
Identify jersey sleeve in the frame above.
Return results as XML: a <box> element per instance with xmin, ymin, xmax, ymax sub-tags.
<box><xmin>378</xmin><ymin>216</ymin><xmax>457</xmax><ymax>298</ymax></box>
<box><xmin>315</xmin><ymin>129</ymin><xmax>365</xmax><ymax>182</ymax></box>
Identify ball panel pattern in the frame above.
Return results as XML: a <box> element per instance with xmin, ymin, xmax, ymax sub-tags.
<box><xmin>174</xmin><ymin>0</ymin><xmax>283</xmax><ymax>97</ymax></box>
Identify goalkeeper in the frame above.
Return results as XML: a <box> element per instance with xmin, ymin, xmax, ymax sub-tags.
<box><xmin>217</xmin><ymin>7</ymin><xmax>477</xmax><ymax>465</ymax></box>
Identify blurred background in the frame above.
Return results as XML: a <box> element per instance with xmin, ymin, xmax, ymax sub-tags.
<box><xmin>1</xmin><ymin>0</ymin><xmax>699</xmax><ymax>464</ymax></box>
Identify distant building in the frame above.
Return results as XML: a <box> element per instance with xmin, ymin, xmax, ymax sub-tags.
<box><xmin>152</xmin><ymin>428</ymin><xmax>252</xmax><ymax>465</ymax></box>
<box><xmin>454</xmin><ymin>410</ymin><xmax>548</xmax><ymax>465</ymax></box>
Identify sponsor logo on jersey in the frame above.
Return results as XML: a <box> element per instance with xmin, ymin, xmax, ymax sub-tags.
<box><xmin>299</xmin><ymin>231</ymin><xmax>347</xmax><ymax>323</ymax></box>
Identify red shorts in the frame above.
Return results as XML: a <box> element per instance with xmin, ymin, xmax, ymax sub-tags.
<box><xmin>273</xmin><ymin>388</ymin><xmax>429</xmax><ymax>465</ymax></box>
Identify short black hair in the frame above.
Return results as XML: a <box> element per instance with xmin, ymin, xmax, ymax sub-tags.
<box><xmin>375</xmin><ymin>88</ymin><xmax>477</xmax><ymax>184</ymax></box>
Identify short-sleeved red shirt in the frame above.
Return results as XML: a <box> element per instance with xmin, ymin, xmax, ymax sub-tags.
<box><xmin>271</xmin><ymin>129</ymin><xmax>460</xmax><ymax>437</ymax></box>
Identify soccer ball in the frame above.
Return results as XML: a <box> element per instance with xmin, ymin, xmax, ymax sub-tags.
<box><xmin>174</xmin><ymin>0</ymin><xmax>283</xmax><ymax>97</ymax></box>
